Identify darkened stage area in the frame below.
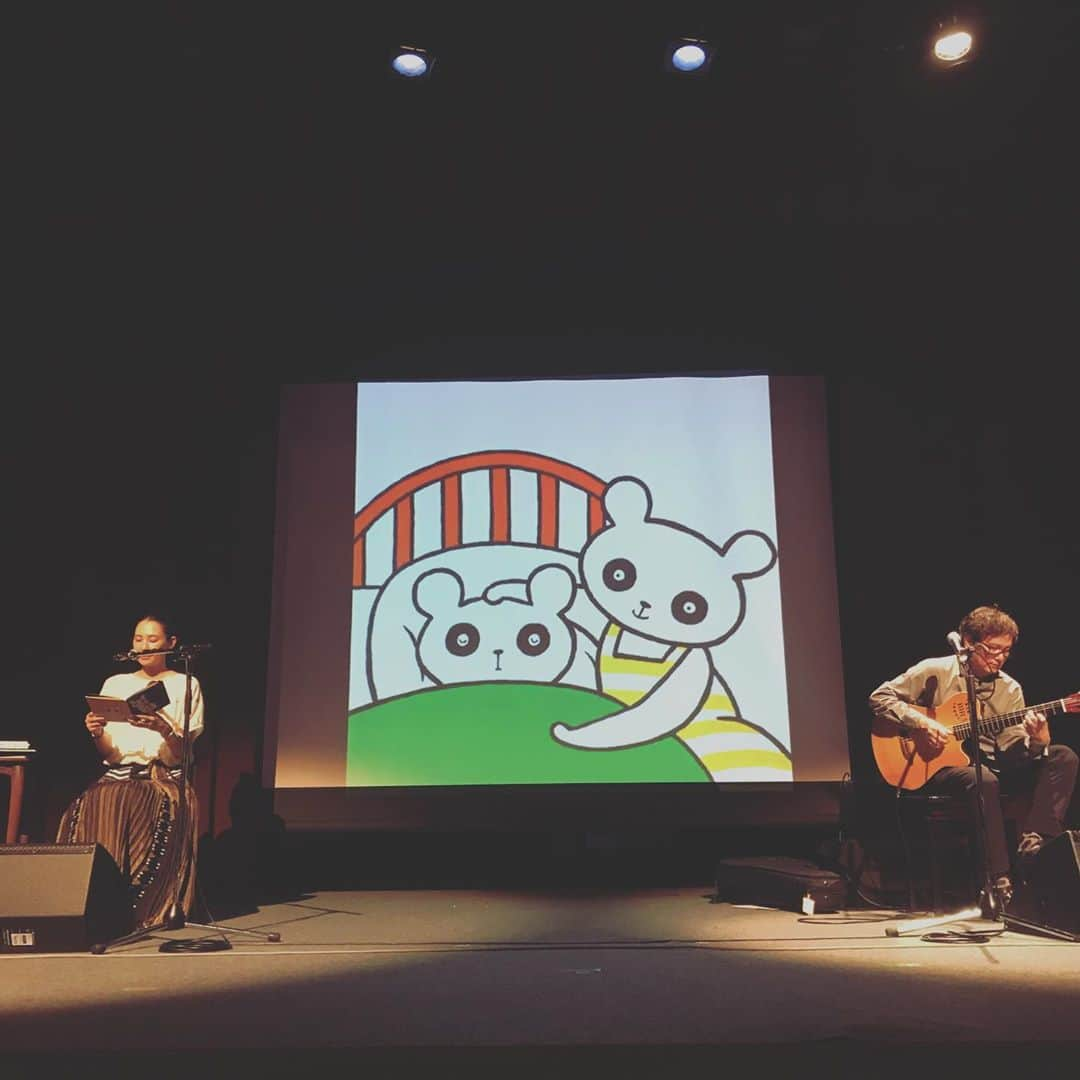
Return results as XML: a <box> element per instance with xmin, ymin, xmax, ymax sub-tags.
<box><xmin>5</xmin><ymin>2</ymin><xmax>1080</xmax><ymax>1073</ymax></box>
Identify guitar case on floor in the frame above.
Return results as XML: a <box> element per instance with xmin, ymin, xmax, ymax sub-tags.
<box><xmin>712</xmin><ymin>855</ymin><xmax>849</xmax><ymax>914</ymax></box>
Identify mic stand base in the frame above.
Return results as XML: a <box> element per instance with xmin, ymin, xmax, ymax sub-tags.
<box><xmin>885</xmin><ymin>886</ymin><xmax>1004</xmax><ymax>938</ymax></box>
<box><xmin>1002</xmin><ymin>912</ymin><xmax>1080</xmax><ymax>943</ymax></box>
<box><xmin>90</xmin><ymin>903</ymin><xmax>282</xmax><ymax>954</ymax></box>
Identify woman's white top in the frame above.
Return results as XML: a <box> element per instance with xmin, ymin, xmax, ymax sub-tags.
<box><xmin>97</xmin><ymin>670</ymin><xmax>205</xmax><ymax>765</ymax></box>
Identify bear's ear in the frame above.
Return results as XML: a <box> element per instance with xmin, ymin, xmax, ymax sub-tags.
<box><xmin>603</xmin><ymin>477</ymin><xmax>652</xmax><ymax>526</ymax></box>
<box><xmin>527</xmin><ymin>563</ymin><xmax>576</xmax><ymax>614</ymax></box>
<box><xmin>722</xmin><ymin>530</ymin><xmax>778</xmax><ymax>580</ymax></box>
<box><xmin>413</xmin><ymin>568</ymin><xmax>466</xmax><ymax>617</ymax></box>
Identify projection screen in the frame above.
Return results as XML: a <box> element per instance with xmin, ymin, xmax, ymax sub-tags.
<box><xmin>264</xmin><ymin>366</ymin><xmax>849</xmax><ymax>829</ymax></box>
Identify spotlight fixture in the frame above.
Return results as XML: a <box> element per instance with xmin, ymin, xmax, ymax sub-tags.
<box><xmin>931</xmin><ymin>16</ymin><xmax>975</xmax><ymax>66</ymax></box>
<box><xmin>391</xmin><ymin>45</ymin><xmax>434</xmax><ymax>79</ymax></box>
<box><xmin>665</xmin><ymin>37</ymin><xmax>714</xmax><ymax>75</ymax></box>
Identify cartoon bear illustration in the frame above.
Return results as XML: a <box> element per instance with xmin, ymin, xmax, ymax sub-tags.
<box><xmin>551</xmin><ymin>476</ymin><xmax>792</xmax><ymax>781</ymax></box>
<box><xmin>412</xmin><ymin>562</ymin><xmax>597</xmax><ymax>688</ymax></box>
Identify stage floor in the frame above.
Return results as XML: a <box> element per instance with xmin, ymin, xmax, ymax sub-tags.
<box><xmin>3</xmin><ymin>887</ymin><xmax>1079</xmax><ymax>1076</ymax></box>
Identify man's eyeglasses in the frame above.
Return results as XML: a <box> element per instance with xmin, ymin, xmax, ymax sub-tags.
<box><xmin>974</xmin><ymin>641</ymin><xmax>1013</xmax><ymax>659</ymax></box>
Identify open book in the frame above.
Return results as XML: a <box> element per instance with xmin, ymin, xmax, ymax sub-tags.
<box><xmin>86</xmin><ymin>680</ymin><xmax>170</xmax><ymax>725</ymax></box>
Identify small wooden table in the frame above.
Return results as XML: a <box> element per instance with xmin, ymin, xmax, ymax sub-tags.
<box><xmin>0</xmin><ymin>754</ymin><xmax>31</xmax><ymax>844</ymax></box>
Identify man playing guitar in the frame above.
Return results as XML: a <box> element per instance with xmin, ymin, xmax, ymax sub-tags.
<box><xmin>870</xmin><ymin>605</ymin><xmax>1078</xmax><ymax>906</ymax></box>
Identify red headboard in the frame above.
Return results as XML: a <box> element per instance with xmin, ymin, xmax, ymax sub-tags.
<box><xmin>353</xmin><ymin>451</ymin><xmax>607</xmax><ymax>587</ymax></box>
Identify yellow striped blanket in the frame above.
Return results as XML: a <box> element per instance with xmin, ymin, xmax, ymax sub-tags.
<box><xmin>598</xmin><ymin>623</ymin><xmax>792</xmax><ymax>781</ymax></box>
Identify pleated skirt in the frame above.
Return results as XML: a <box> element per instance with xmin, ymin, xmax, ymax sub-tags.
<box><xmin>56</xmin><ymin>763</ymin><xmax>199</xmax><ymax>929</ymax></box>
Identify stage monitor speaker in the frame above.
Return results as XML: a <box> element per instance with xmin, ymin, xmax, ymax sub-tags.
<box><xmin>0</xmin><ymin>843</ymin><xmax>133</xmax><ymax>953</ymax></box>
<box><xmin>1005</xmin><ymin>830</ymin><xmax>1080</xmax><ymax>942</ymax></box>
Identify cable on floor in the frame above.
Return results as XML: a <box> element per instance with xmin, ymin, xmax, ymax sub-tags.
<box><xmin>159</xmin><ymin>936</ymin><xmax>233</xmax><ymax>953</ymax></box>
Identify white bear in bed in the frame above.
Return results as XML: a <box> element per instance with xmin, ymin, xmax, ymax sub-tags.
<box><xmin>363</xmin><ymin>545</ymin><xmax>601</xmax><ymax>702</ymax></box>
<box><xmin>413</xmin><ymin>564</ymin><xmax>586</xmax><ymax>686</ymax></box>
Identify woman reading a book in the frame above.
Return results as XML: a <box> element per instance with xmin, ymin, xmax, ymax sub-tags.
<box><xmin>57</xmin><ymin>614</ymin><xmax>205</xmax><ymax>929</ymax></box>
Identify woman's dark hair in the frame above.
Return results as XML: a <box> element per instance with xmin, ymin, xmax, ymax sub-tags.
<box><xmin>959</xmin><ymin>604</ymin><xmax>1019</xmax><ymax>644</ymax></box>
<box><xmin>135</xmin><ymin>613</ymin><xmax>178</xmax><ymax>640</ymax></box>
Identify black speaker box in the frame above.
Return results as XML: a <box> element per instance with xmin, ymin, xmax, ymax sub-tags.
<box><xmin>1005</xmin><ymin>830</ymin><xmax>1080</xmax><ymax>942</ymax></box>
<box><xmin>0</xmin><ymin>843</ymin><xmax>133</xmax><ymax>952</ymax></box>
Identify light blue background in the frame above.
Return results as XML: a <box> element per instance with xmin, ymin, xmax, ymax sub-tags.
<box><xmin>349</xmin><ymin>374</ymin><xmax>791</xmax><ymax>764</ymax></box>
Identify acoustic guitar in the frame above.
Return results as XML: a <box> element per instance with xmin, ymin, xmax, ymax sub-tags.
<box><xmin>871</xmin><ymin>691</ymin><xmax>1080</xmax><ymax>789</ymax></box>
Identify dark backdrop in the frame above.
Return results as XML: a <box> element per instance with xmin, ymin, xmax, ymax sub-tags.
<box><xmin>6</xmin><ymin>3</ymin><xmax>1078</xmax><ymax>883</ymax></box>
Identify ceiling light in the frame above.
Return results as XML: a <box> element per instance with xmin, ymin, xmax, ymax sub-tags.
<box><xmin>665</xmin><ymin>38</ymin><xmax>714</xmax><ymax>76</ymax></box>
<box><xmin>391</xmin><ymin>46</ymin><xmax>434</xmax><ymax>79</ymax></box>
<box><xmin>931</xmin><ymin>17</ymin><xmax>975</xmax><ymax>66</ymax></box>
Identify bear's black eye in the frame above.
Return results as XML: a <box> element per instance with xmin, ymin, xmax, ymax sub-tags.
<box><xmin>517</xmin><ymin>623</ymin><xmax>551</xmax><ymax>656</ymax></box>
<box><xmin>445</xmin><ymin>623</ymin><xmax>480</xmax><ymax>656</ymax></box>
<box><xmin>671</xmin><ymin>591</ymin><xmax>708</xmax><ymax>625</ymax></box>
<box><xmin>602</xmin><ymin>558</ymin><xmax>637</xmax><ymax>592</ymax></box>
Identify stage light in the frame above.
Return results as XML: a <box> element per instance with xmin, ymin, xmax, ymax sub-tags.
<box><xmin>672</xmin><ymin>43</ymin><xmax>706</xmax><ymax>72</ymax></box>
<box><xmin>665</xmin><ymin>37</ymin><xmax>714</xmax><ymax>76</ymax></box>
<box><xmin>391</xmin><ymin>45</ymin><xmax>434</xmax><ymax>79</ymax></box>
<box><xmin>931</xmin><ymin>17</ymin><xmax>975</xmax><ymax>66</ymax></box>
<box><xmin>933</xmin><ymin>29</ymin><xmax>973</xmax><ymax>62</ymax></box>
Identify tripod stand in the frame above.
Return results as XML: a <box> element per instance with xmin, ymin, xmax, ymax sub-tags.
<box><xmin>885</xmin><ymin>633</ymin><xmax>1003</xmax><ymax>937</ymax></box>
<box><xmin>92</xmin><ymin>646</ymin><xmax>281</xmax><ymax>954</ymax></box>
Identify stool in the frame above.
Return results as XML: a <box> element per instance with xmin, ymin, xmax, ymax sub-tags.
<box><xmin>894</xmin><ymin>790</ymin><xmax>1033</xmax><ymax>912</ymax></box>
<box><xmin>896</xmin><ymin>792</ymin><xmax>973</xmax><ymax>913</ymax></box>
<box><xmin>0</xmin><ymin>754</ymin><xmax>30</xmax><ymax>844</ymax></box>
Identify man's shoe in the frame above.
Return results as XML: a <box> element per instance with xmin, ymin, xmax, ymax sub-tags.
<box><xmin>993</xmin><ymin>875</ymin><xmax>1013</xmax><ymax>909</ymax></box>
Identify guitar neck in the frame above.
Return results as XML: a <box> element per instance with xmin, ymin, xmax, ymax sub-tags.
<box><xmin>952</xmin><ymin>697</ymin><xmax>1070</xmax><ymax>740</ymax></box>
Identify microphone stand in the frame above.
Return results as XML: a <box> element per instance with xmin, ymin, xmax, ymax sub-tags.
<box><xmin>92</xmin><ymin>647</ymin><xmax>280</xmax><ymax>953</ymax></box>
<box><xmin>885</xmin><ymin>638</ymin><xmax>1001</xmax><ymax>937</ymax></box>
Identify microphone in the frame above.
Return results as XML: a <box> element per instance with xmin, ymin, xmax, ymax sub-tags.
<box><xmin>112</xmin><ymin>644</ymin><xmax>212</xmax><ymax>662</ymax></box>
<box><xmin>946</xmin><ymin>631</ymin><xmax>968</xmax><ymax>657</ymax></box>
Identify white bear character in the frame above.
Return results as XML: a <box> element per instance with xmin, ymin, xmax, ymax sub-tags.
<box><xmin>551</xmin><ymin>476</ymin><xmax>792</xmax><ymax>781</ymax></box>
<box><xmin>413</xmin><ymin>563</ymin><xmax>592</xmax><ymax>687</ymax></box>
